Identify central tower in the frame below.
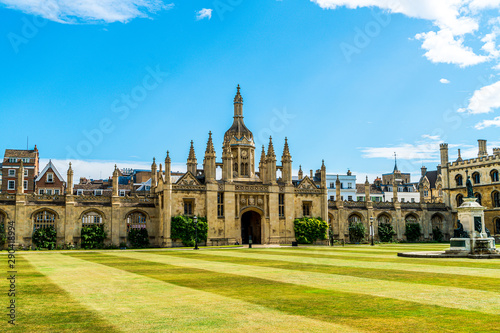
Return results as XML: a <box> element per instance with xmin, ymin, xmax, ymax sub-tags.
<box><xmin>223</xmin><ymin>85</ymin><xmax>256</xmax><ymax>179</ymax></box>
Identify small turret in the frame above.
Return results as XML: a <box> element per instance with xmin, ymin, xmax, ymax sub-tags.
<box><xmin>281</xmin><ymin>138</ymin><xmax>292</xmax><ymax>185</ymax></box>
<box><xmin>365</xmin><ymin>176</ymin><xmax>371</xmax><ymax>202</ymax></box>
<box><xmin>335</xmin><ymin>175</ymin><xmax>341</xmax><ymax>202</ymax></box>
<box><xmin>187</xmin><ymin>141</ymin><xmax>197</xmax><ymax>175</ymax></box>
<box><xmin>266</xmin><ymin>136</ymin><xmax>277</xmax><ymax>184</ymax></box>
<box><xmin>67</xmin><ymin>162</ymin><xmax>74</xmax><ymax>195</ymax></box>
<box><xmin>298</xmin><ymin>165</ymin><xmax>303</xmax><ymax>180</ymax></box>
<box><xmin>165</xmin><ymin>151</ymin><xmax>171</xmax><ymax>184</ymax></box>
<box><xmin>204</xmin><ymin>131</ymin><xmax>216</xmax><ymax>183</ymax></box>
<box><xmin>17</xmin><ymin>160</ymin><xmax>24</xmax><ymax>194</ymax></box>
<box><xmin>259</xmin><ymin>145</ymin><xmax>266</xmax><ymax>181</ymax></box>
<box><xmin>320</xmin><ymin>160</ymin><xmax>326</xmax><ymax>189</ymax></box>
<box><xmin>113</xmin><ymin>164</ymin><xmax>119</xmax><ymax>197</ymax></box>
<box><xmin>151</xmin><ymin>158</ymin><xmax>157</xmax><ymax>194</ymax></box>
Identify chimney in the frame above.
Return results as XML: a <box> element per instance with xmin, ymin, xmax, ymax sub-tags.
<box><xmin>493</xmin><ymin>148</ymin><xmax>500</xmax><ymax>157</ymax></box>
<box><xmin>478</xmin><ymin>139</ymin><xmax>487</xmax><ymax>157</ymax></box>
<box><xmin>421</xmin><ymin>166</ymin><xmax>427</xmax><ymax>176</ymax></box>
<box><xmin>310</xmin><ymin>170</ymin><xmax>313</xmax><ymax>178</ymax></box>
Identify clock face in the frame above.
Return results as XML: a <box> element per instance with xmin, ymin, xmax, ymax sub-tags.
<box><xmin>241</xmin><ymin>150</ymin><xmax>248</xmax><ymax>157</ymax></box>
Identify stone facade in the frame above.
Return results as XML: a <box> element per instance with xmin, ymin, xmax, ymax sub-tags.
<box><xmin>439</xmin><ymin>140</ymin><xmax>500</xmax><ymax>236</ymax></box>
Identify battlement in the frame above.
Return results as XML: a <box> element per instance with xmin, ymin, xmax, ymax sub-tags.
<box><xmin>449</xmin><ymin>153</ymin><xmax>500</xmax><ymax>168</ymax></box>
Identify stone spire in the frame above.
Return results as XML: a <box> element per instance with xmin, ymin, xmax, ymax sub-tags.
<box><xmin>365</xmin><ymin>176</ymin><xmax>371</xmax><ymax>202</ymax></box>
<box><xmin>187</xmin><ymin>140</ymin><xmax>197</xmax><ymax>175</ymax></box>
<box><xmin>298</xmin><ymin>165</ymin><xmax>303</xmax><ymax>180</ymax></box>
<box><xmin>165</xmin><ymin>151</ymin><xmax>171</xmax><ymax>184</ymax></box>
<box><xmin>67</xmin><ymin>162</ymin><xmax>74</xmax><ymax>195</ymax></box>
<box><xmin>222</xmin><ymin>137</ymin><xmax>233</xmax><ymax>182</ymax></box>
<box><xmin>456</xmin><ymin>149</ymin><xmax>463</xmax><ymax>162</ymax></box>
<box><xmin>234</xmin><ymin>84</ymin><xmax>243</xmax><ymax>116</ymax></box>
<box><xmin>281</xmin><ymin>138</ymin><xmax>292</xmax><ymax>185</ymax></box>
<box><xmin>266</xmin><ymin>136</ymin><xmax>277</xmax><ymax>184</ymax></box>
<box><xmin>393</xmin><ymin>152</ymin><xmax>399</xmax><ymax>172</ymax></box>
<box><xmin>335</xmin><ymin>175</ymin><xmax>341</xmax><ymax>202</ymax></box>
<box><xmin>151</xmin><ymin>158</ymin><xmax>157</xmax><ymax>194</ymax></box>
<box><xmin>113</xmin><ymin>164</ymin><xmax>119</xmax><ymax>197</ymax></box>
<box><xmin>320</xmin><ymin>160</ymin><xmax>326</xmax><ymax>189</ymax></box>
<box><xmin>259</xmin><ymin>145</ymin><xmax>266</xmax><ymax>181</ymax></box>
<box><xmin>204</xmin><ymin>132</ymin><xmax>216</xmax><ymax>183</ymax></box>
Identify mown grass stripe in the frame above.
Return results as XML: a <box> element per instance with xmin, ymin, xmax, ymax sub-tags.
<box><xmin>209</xmin><ymin>249</ymin><xmax>500</xmax><ymax>279</ymax></box>
<box><xmin>107</xmin><ymin>251</ymin><xmax>500</xmax><ymax>315</ymax></box>
<box><xmin>0</xmin><ymin>256</ymin><xmax>117</xmax><ymax>333</ymax></box>
<box><xmin>24</xmin><ymin>253</ymin><xmax>362</xmax><ymax>333</ymax></box>
<box><xmin>251</xmin><ymin>248</ymin><xmax>500</xmax><ymax>270</ymax></box>
<box><xmin>67</xmin><ymin>252</ymin><xmax>500</xmax><ymax>333</ymax></box>
<box><xmin>153</xmin><ymin>250</ymin><xmax>500</xmax><ymax>292</ymax></box>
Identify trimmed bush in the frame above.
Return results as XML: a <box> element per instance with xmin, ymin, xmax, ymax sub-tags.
<box><xmin>81</xmin><ymin>224</ymin><xmax>107</xmax><ymax>249</ymax></box>
<box><xmin>349</xmin><ymin>222</ymin><xmax>366</xmax><ymax>243</ymax></box>
<box><xmin>432</xmin><ymin>227</ymin><xmax>444</xmax><ymax>242</ymax></box>
<box><xmin>293</xmin><ymin>217</ymin><xmax>328</xmax><ymax>244</ymax></box>
<box><xmin>128</xmin><ymin>228</ymin><xmax>150</xmax><ymax>248</ymax></box>
<box><xmin>33</xmin><ymin>226</ymin><xmax>57</xmax><ymax>250</ymax></box>
<box><xmin>405</xmin><ymin>223</ymin><xmax>422</xmax><ymax>242</ymax></box>
<box><xmin>171</xmin><ymin>216</ymin><xmax>208</xmax><ymax>247</ymax></box>
<box><xmin>378</xmin><ymin>223</ymin><xmax>396</xmax><ymax>242</ymax></box>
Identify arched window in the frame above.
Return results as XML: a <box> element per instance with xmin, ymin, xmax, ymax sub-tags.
<box><xmin>377</xmin><ymin>214</ymin><xmax>391</xmax><ymax>224</ymax></box>
<box><xmin>348</xmin><ymin>214</ymin><xmax>362</xmax><ymax>224</ymax></box>
<box><xmin>82</xmin><ymin>211</ymin><xmax>103</xmax><ymax>225</ymax></box>
<box><xmin>475</xmin><ymin>193</ymin><xmax>482</xmax><ymax>205</ymax></box>
<box><xmin>456</xmin><ymin>194</ymin><xmax>464</xmax><ymax>207</ymax></box>
<box><xmin>491</xmin><ymin>170</ymin><xmax>499</xmax><ymax>182</ymax></box>
<box><xmin>472</xmin><ymin>172</ymin><xmax>480</xmax><ymax>184</ymax></box>
<box><xmin>33</xmin><ymin>210</ymin><xmax>56</xmax><ymax>230</ymax></box>
<box><xmin>431</xmin><ymin>214</ymin><xmax>443</xmax><ymax>229</ymax></box>
<box><xmin>438</xmin><ymin>185</ymin><xmax>443</xmax><ymax>197</ymax></box>
<box><xmin>127</xmin><ymin>211</ymin><xmax>146</xmax><ymax>232</ymax></box>
<box><xmin>495</xmin><ymin>218</ymin><xmax>500</xmax><ymax>234</ymax></box>
<box><xmin>492</xmin><ymin>191</ymin><xmax>500</xmax><ymax>208</ymax></box>
<box><xmin>455</xmin><ymin>174</ymin><xmax>463</xmax><ymax>186</ymax></box>
<box><xmin>405</xmin><ymin>214</ymin><xmax>417</xmax><ymax>224</ymax></box>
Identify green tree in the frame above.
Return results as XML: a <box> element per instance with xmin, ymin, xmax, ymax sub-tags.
<box><xmin>171</xmin><ymin>216</ymin><xmax>208</xmax><ymax>247</ymax></box>
<box><xmin>349</xmin><ymin>222</ymin><xmax>366</xmax><ymax>243</ymax></box>
<box><xmin>293</xmin><ymin>217</ymin><xmax>328</xmax><ymax>244</ymax></box>
<box><xmin>128</xmin><ymin>228</ymin><xmax>150</xmax><ymax>248</ymax></box>
<box><xmin>33</xmin><ymin>226</ymin><xmax>57</xmax><ymax>250</ymax></box>
<box><xmin>405</xmin><ymin>223</ymin><xmax>422</xmax><ymax>242</ymax></box>
<box><xmin>378</xmin><ymin>223</ymin><xmax>396</xmax><ymax>242</ymax></box>
<box><xmin>81</xmin><ymin>224</ymin><xmax>107</xmax><ymax>249</ymax></box>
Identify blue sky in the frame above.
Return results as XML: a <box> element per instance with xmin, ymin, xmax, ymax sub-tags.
<box><xmin>1</xmin><ymin>0</ymin><xmax>500</xmax><ymax>182</ymax></box>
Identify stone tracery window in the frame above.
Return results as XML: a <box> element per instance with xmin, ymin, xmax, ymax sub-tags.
<box><xmin>472</xmin><ymin>172</ymin><xmax>480</xmax><ymax>184</ymax></box>
<box><xmin>491</xmin><ymin>170</ymin><xmax>499</xmax><ymax>182</ymax></box>
<box><xmin>82</xmin><ymin>211</ymin><xmax>103</xmax><ymax>225</ymax></box>
<box><xmin>455</xmin><ymin>174</ymin><xmax>463</xmax><ymax>186</ymax></box>
<box><xmin>33</xmin><ymin>210</ymin><xmax>56</xmax><ymax>230</ymax></box>
<box><xmin>456</xmin><ymin>194</ymin><xmax>464</xmax><ymax>207</ymax></box>
<box><xmin>348</xmin><ymin>214</ymin><xmax>362</xmax><ymax>224</ymax></box>
<box><xmin>377</xmin><ymin>214</ymin><xmax>391</xmax><ymax>224</ymax></box>
<box><xmin>127</xmin><ymin>211</ymin><xmax>146</xmax><ymax>231</ymax></box>
<box><xmin>405</xmin><ymin>214</ymin><xmax>417</xmax><ymax>224</ymax></box>
<box><xmin>475</xmin><ymin>193</ymin><xmax>482</xmax><ymax>205</ymax></box>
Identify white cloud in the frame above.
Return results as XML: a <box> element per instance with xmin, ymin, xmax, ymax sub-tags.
<box><xmin>475</xmin><ymin>115</ymin><xmax>500</xmax><ymax>129</ymax></box>
<box><xmin>416</xmin><ymin>29</ymin><xmax>489</xmax><ymax>67</ymax></box>
<box><xmin>0</xmin><ymin>0</ymin><xmax>173</xmax><ymax>24</ymax></box>
<box><xmin>360</xmin><ymin>134</ymin><xmax>443</xmax><ymax>161</ymax></box>
<box><xmin>440</xmin><ymin>78</ymin><xmax>451</xmax><ymax>84</ymax></box>
<box><xmin>42</xmin><ymin>159</ymin><xmax>186</xmax><ymax>183</ymax></box>
<box><xmin>195</xmin><ymin>8</ymin><xmax>212</xmax><ymax>21</ymax></box>
<box><xmin>460</xmin><ymin>80</ymin><xmax>500</xmax><ymax>114</ymax></box>
<box><xmin>312</xmin><ymin>0</ymin><xmax>500</xmax><ymax>67</ymax></box>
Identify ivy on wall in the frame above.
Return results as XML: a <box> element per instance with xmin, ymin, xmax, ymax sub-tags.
<box><xmin>293</xmin><ymin>217</ymin><xmax>328</xmax><ymax>244</ymax></box>
<box><xmin>171</xmin><ymin>216</ymin><xmax>208</xmax><ymax>247</ymax></box>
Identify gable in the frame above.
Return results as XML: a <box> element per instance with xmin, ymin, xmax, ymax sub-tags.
<box><xmin>36</xmin><ymin>161</ymin><xmax>64</xmax><ymax>183</ymax></box>
<box><xmin>297</xmin><ymin>176</ymin><xmax>317</xmax><ymax>190</ymax></box>
<box><xmin>175</xmin><ymin>172</ymin><xmax>201</xmax><ymax>186</ymax></box>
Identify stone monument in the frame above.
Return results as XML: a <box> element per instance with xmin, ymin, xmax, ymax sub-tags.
<box><xmin>447</xmin><ymin>172</ymin><xmax>498</xmax><ymax>256</ymax></box>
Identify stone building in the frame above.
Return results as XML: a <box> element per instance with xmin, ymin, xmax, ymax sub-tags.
<box><xmin>1</xmin><ymin>86</ymin><xmax>328</xmax><ymax>248</ymax></box>
<box><xmin>439</xmin><ymin>140</ymin><xmax>500</xmax><ymax>235</ymax></box>
<box><xmin>328</xmin><ymin>173</ymin><xmax>452</xmax><ymax>242</ymax></box>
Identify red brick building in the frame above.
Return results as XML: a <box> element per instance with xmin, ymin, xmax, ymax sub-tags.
<box><xmin>1</xmin><ymin>147</ymin><xmax>39</xmax><ymax>193</ymax></box>
<box><xmin>35</xmin><ymin>160</ymin><xmax>66</xmax><ymax>195</ymax></box>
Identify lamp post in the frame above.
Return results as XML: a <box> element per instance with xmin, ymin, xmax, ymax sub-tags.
<box><xmin>193</xmin><ymin>215</ymin><xmax>199</xmax><ymax>250</ymax></box>
<box><xmin>370</xmin><ymin>217</ymin><xmax>374</xmax><ymax>246</ymax></box>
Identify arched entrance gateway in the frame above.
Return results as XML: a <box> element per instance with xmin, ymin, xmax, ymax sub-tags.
<box><xmin>241</xmin><ymin>211</ymin><xmax>261</xmax><ymax>244</ymax></box>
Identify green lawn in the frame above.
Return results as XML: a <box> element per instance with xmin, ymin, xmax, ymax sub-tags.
<box><xmin>2</xmin><ymin>244</ymin><xmax>500</xmax><ymax>332</ymax></box>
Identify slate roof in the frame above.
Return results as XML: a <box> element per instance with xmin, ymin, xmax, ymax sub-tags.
<box><xmin>4</xmin><ymin>149</ymin><xmax>38</xmax><ymax>159</ymax></box>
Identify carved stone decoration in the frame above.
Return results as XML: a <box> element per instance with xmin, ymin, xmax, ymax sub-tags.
<box><xmin>249</xmin><ymin>196</ymin><xmax>255</xmax><ymax>205</ymax></box>
<box><xmin>279</xmin><ymin>186</ymin><xmax>285</xmax><ymax>192</ymax></box>
<box><xmin>218</xmin><ymin>184</ymin><xmax>224</xmax><ymax>191</ymax></box>
<box><xmin>240</xmin><ymin>197</ymin><xmax>247</xmax><ymax>205</ymax></box>
<box><xmin>257</xmin><ymin>198</ymin><xmax>263</xmax><ymax>206</ymax></box>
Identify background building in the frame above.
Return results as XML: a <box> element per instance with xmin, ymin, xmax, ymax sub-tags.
<box><xmin>1</xmin><ymin>146</ymin><xmax>39</xmax><ymax>194</ymax></box>
<box><xmin>326</xmin><ymin>171</ymin><xmax>356</xmax><ymax>201</ymax></box>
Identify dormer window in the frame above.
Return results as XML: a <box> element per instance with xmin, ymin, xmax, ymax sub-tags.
<box><xmin>94</xmin><ymin>189</ymin><xmax>103</xmax><ymax>196</ymax></box>
<box><xmin>47</xmin><ymin>173</ymin><xmax>54</xmax><ymax>183</ymax></box>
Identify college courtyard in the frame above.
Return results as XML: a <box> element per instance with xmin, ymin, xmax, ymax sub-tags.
<box><xmin>2</xmin><ymin>243</ymin><xmax>499</xmax><ymax>332</ymax></box>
